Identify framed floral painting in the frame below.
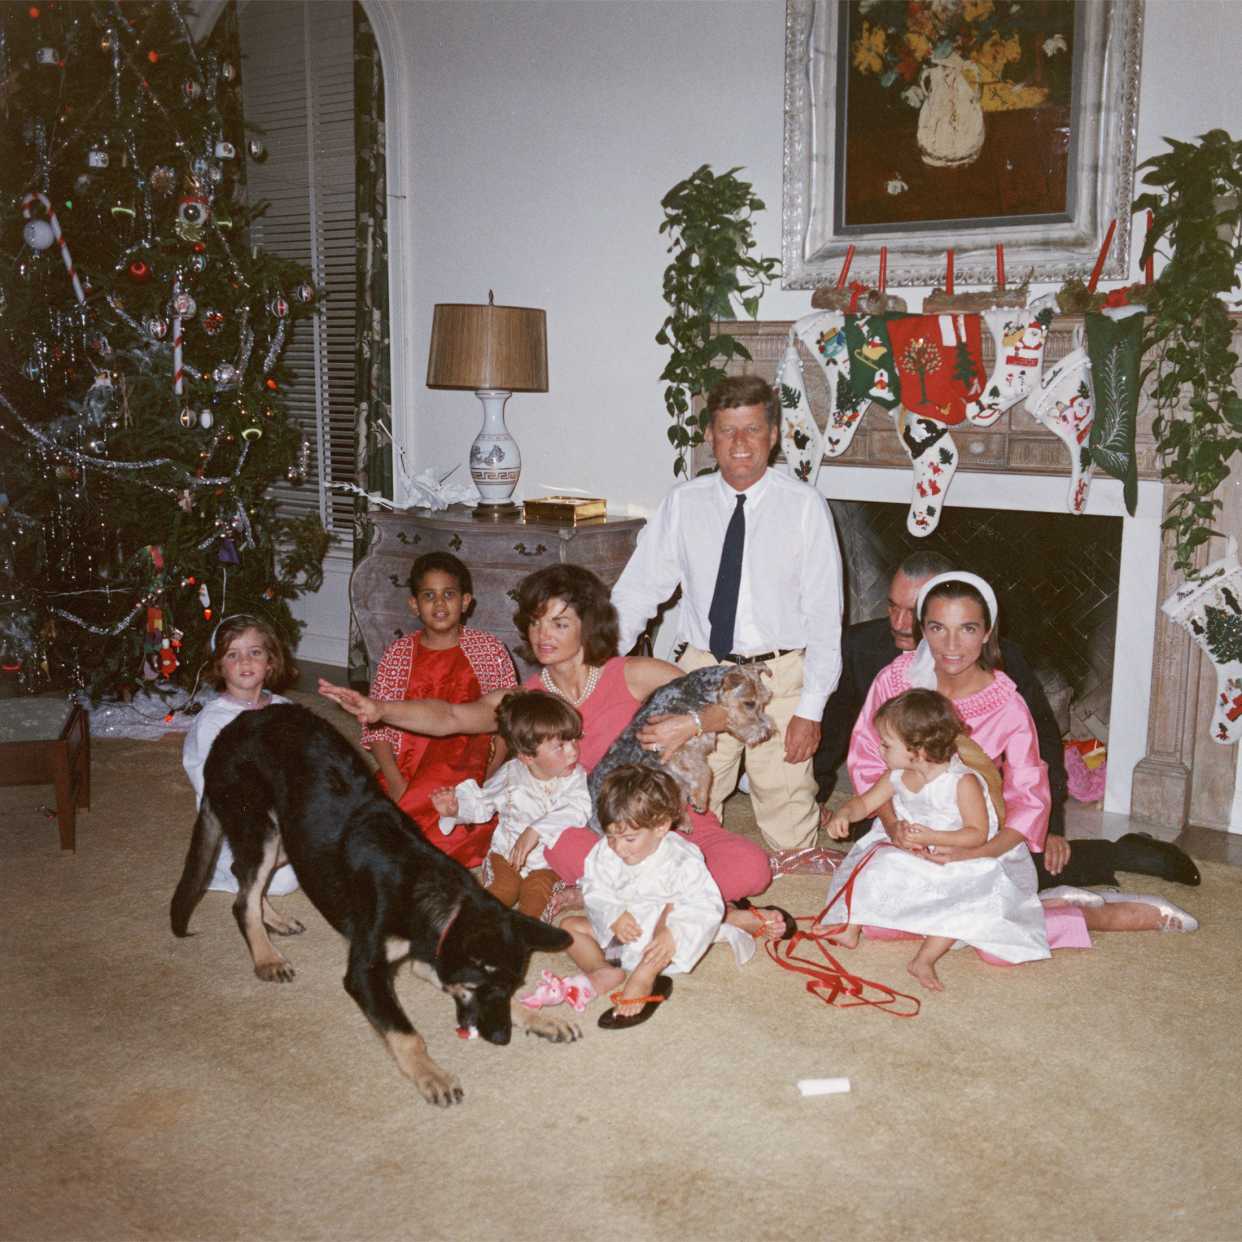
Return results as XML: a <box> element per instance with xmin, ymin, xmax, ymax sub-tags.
<box><xmin>782</xmin><ymin>0</ymin><xmax>1144</xmax><ymax>287</ymax></box>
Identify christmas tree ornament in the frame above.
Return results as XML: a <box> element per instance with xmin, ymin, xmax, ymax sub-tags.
<box><xmin>247</xmin><ymin>137</ymin><xmax>266</xmax><ymax>161</ymax></box>
<box><xmin>150</xmin><ymin>166</ymin><xmax>176</xmax><ymax>193</ymax></box>
<box><xmin>219</xmin><ymin>61</ymin><xmax>236</xmax><ymax>82</ymax></box>
<box><xmin>179</xmin><ymin>407</ymin><xmax>194</xmax><ymax>428</ymax></box>
<box><xmin>241</xmin><ymin>413</ymin><xmax>264</xmax><ymax>440</ymax></box>
<box><xmin>87</xmin><ymin>148</ymin><xmax>109</xmax><ymax>168</ymax></box>
<box><xmin>22</xmin><ymin>217</ymin><xmax>55</xmax><ymax>249</ymax></box>
<box><xmin>182</xmin><ymin>78</ymin><xmax>202</xmax><ymax>101</ymax></box>
<box><xmin>170</xmin><ymin>289</ymin><xmax>196</xmax><ymax>318</ymax></box>
<box><xmin>111</xmin><ymin>204</ymin><xmax>136</xmax><ymax>221</ymax></box>
<box><xmin>189</xmin><ymin>253</ymin><xmax>207</xmax><ymax>273</ymax></box>
<box><xmin>212</xmin><ymin>363</ymin><xmax>237</xmax><ymax>386</ymax></box>
<box><xmin>1162</xmin><ymin>539</ymin><xmax>1242</xmax><ymax>744</ymax></box>
<box><xmin>146</xmin><ymin>316</ymin><xmax>168</xmax><ymax>339</ymax></box>
<box><xmin>201</xmin><ymin>308</ymin><xmax>223</xmax><ymax>335</ymax></box>
<box><xmin>269</xmin><ymin>295</ymin><xmax>289</xmax><ymax>319</ymax></box>
<box><xmin>175</xmin><ymin>194</ymin><xmax>209</xmax><ymax>241</ymax></box>
<box><xmin>36</xmin><ymin>46</ymin><xmax>58</xmax><ymax>64</ymax></box>
<box><xmin>199</xmin><ymin>409</ymin><xmax>213</xmax><ymax>429</ymax></box>
<box><xmin>160</xmin><ymin>638</ymin><xmax>177</xmax><ymax>676</ymax></box>
<box><xmin>214</xmin><ymin>141</ymin><xmax>235</xmax><ymax>159</ymax></box>
<box><xmin>294</xmin><ymin>284</ymin><xmax>315</xmax><ymax>303</ymax></box>
<box><xmin>127</xmin><ymin>259</ymin><xmax>151</xmax><ymax>284</ymax></box>
<box><xmin>21</xmin><ymin>192</ymin><xmax>85</xmax><ymax>303</ymax></box>
<box><xmin>212</xmin><ymin>203</ymin><xmax>233</xmax><ymax>231</ymax></box>
<box><xmin>23</xmin><ymin>358</ymin><xmax>40</xmax><ymax>380</ymax></box>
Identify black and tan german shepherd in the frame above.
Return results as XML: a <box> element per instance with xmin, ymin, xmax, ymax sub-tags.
<box><xmin>170</xmin><ymin>704</ymin><xmax>577</xmax><ymax>1106</ymax></box>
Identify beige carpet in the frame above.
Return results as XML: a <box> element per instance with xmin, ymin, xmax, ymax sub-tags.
<box><xmin>2</xmin><ymin>697</ymin><xmax>1240</xmax><ymax>1242</ymax></box>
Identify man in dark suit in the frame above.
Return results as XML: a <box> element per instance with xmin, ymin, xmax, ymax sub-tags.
<box><xmin>815</xmin><ymin>553</ymin><xmax>1199</xmax><ymax>891</ymax></box>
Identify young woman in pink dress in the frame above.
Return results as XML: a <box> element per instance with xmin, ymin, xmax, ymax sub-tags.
<box><xmin>320</xmin><ymin>565</ymin><xmax>789</xmax><ymax>938</ymax></box>
<box><xmin>823</xmin><ymin>571</ymin><xmax>1196</xmax><ymax>986</ymax></box>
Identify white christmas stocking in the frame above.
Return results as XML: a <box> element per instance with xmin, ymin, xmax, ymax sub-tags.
<box><xmin>796</xmin><ymin>312</ymin><xmax>869</xmax><ymax>457</ymax></box>
<box><xmin>775</xmin><ymin>324</ymin><xmax>826</xmax><ymax>485</ymax></box>
<box><xmin>967</xmin><ymin>298</ymin><xmax>1054</xmax><ymax>427</ymax></box>
<box><xmin>1028</xmin><ymin>339</ymin><xmax>1095</xmax><ymax>513</ymax></box>
<box><xmin>1162</xmin><ymin>539</ymin><xmax>1242</xmax><ymax>744</ymax></box>
<box><xmin>892</xmin><ymin>405</ymin><xmax>959</xmax><ymax>536</ymax></box>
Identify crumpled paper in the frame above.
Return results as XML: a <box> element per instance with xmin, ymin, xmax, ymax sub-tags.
<box><xmin>396</xmin><ymin>463</ymin><xmax>479</xmax><ymax>511</ymax></box>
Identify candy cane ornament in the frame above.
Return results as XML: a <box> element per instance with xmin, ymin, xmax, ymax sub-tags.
<box><xmin>172</xmin><ymin>277</ymin><xmax>184</xmax><ymax>396</ymax></box>
<box><xmin>21</xmin><ymin>192</ymin><xmax>85</xmax><ymax>305</ymax></box>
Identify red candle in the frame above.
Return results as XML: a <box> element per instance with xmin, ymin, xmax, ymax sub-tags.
<box><xmin>878</xmin><ymin>246</ymin><xmax>887</xmax><ymax>292</ymax></box>
<box><xmin>945</xmin><ymin>249</ymin><xmax>954</xmax><ymax>295</ymax></box>
<box><xmin>1145</xmin><ymin>209</ymin><xmax>1154</xmax><ymax>284</ymax></box>
<box><xmin>996</xmin><ymin>243</ymin><xmax>1005</xmax><ymax>290</ymax></box>
<box><xmin>836</xmin><ymin>245</ymin><xmax>855</xmax><ymax>289</ymax></box>
<box><xmin>1087</xmin><ymin>218</ymin><xmax>1117</xmax><ymax>293</ymax></box>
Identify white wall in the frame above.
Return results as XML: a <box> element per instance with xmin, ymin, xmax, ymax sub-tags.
<box><xmin>299</xmin><ymin>0</ymin><xmax>1242</xmax><ymax>664</ymax></box>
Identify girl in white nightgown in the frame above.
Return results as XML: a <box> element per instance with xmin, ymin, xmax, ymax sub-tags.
<box><xmin>816</xmin><ymin>687</ymin><xmax>1049</xmax><ymax>991</ymax></box>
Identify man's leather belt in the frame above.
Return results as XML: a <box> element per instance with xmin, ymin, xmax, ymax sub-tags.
<box><xmin>721</xmin><ymin>648</ymin><xmax>801</xmax><ymax>665</ymax></box>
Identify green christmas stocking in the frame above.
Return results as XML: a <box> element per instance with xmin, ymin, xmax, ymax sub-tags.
<box><xmin>1084</xmin><ymin>306</ymin><xmax>1142</xmax><ymax>517</ymax></box>
<box><xmin>843</xmin><ymin>313</ymin><xmax>902</xmax><ymax>411</ymax></box>
<box><xmin>1162</xmin><ymin>540</ymin><xmax>1242</xmax><ymax>744</ymax></box>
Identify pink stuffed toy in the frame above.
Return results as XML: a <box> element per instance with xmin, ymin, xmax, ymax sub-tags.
<box><xmin>519</xmin><ymin>969</ymin><xmax>596</xmax><ymax>1013</ymax></box>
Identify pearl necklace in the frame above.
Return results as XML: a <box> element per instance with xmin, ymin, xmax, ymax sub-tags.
<box><xmin>541</xmin><ymin>664</ymin><xmax>601</xmax><ymax>706</ymax></box>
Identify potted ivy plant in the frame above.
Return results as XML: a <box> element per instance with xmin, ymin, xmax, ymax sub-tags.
<box><xmin>1134</xmin><ymin>129</ymin><xmax>1242</xmax><ymax>576</ymax></box>
<box><xmin>656</xmin><ymin>165</ymin><xmax>779</xmax><ymax>477</ymax></box>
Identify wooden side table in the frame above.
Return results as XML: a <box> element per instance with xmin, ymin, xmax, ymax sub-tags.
<box><xmin>350</xmin><ymin>506</ymin><xmax>646</xmax><ymax>679</ymax></box>
<box><xmin>0</xmin><ymin>699</ymin><xmax>90</xmax><ymax>852</ymax></box>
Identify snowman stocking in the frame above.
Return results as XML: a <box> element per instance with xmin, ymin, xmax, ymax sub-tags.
<box><xmin>1028</xmin><ymin>337</ymin><xmax>1095</xmax><ymax>513</ymax></box>
<box><xmin>893</xmin><ymin>405</ymin><xmax>960</xmax><ymax>536</ymax></box>
<box><xmin>794</xmin><ymin>312</ymin><xmax>867</xmax><ymax>457</ymax></box>
<box><xmin>967</xmin><ymin>299</ymin><xmax>1055</xmax><ymax>426</ymax></box>
<box><xmin>1161</xmin><ymin>540</ymin><xmax>1242</xmax><ymax>744</ymax></box>
<box><xmin>775</xmin><ymin>325</ymin><xmax>826</xmax><ymax>484</ymax></box>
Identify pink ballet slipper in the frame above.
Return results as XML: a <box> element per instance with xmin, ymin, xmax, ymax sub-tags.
<box><xmin>560</xmin><ymin>973</ymin><xmax>597</xmax><ymax>1013</ymax></box>
<box><xmin>519</xmin><ymin>969</ymin><xmax>567</xmax><ymax>1010</ymax></box>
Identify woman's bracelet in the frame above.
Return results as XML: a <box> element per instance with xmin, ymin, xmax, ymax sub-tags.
<box><xmin>688</xmin><ymin>710</ymin><xmax>703</xmax><ymax>738</ymax></box>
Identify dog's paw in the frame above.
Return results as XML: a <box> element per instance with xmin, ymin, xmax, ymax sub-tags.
<box><xmin>520</xmin><ymin>1008</ymin><xmax>582</xmax><ymax>1043</ymax></box>
<box><xmin>266</xmin><ymin>914</ymin><xmax>306</xmax><ymax>937</ymax></box>
<box><xmin>416</xmin><ymin>1065</ymin><xmax>465</xmax><ymax>1108</ymax></box>
<box><xmin>254</xmin><ymin>957</ymin><xmax>295</xmax><ymax>983</ymax></box>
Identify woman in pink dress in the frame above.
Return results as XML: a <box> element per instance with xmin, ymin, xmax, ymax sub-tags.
<box><xmin>835</xmin><ymin>571</ymin><xmax>1197</xmax><ymax>969</ymax></box>
<box><xmin>319</xmin><ymin>565</ymin><xmax>788</xmax><ymax>938</ymax></box>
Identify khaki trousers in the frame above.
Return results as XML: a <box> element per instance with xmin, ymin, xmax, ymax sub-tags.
<box><xmin>678</xmin><ymin>646</ymin><xmax>820</xmax><ymax>851</ymax></box>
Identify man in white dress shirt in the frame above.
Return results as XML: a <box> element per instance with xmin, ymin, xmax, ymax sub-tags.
<box><xmin>612</xmin><ymin>375</ymin><xmax>843</xmax><ymax>850</ymax></box>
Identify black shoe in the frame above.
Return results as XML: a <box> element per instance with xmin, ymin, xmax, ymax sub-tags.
<box><xmin>1114</xmin><ymin>833</ymin><xmax>1201</xmax><ymax>887</ymax></box>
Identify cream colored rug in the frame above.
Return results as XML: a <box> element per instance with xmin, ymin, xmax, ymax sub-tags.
<box><xmin>1</xmin><ymin>704</ymin><xmax>1239</xmax><ymax>1241</ymax></box>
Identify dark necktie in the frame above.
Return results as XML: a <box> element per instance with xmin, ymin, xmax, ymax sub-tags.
<box><xmin>708</xmin><ymin>493</ymin><xmax>746</xmax><ymax>661</ymax></box>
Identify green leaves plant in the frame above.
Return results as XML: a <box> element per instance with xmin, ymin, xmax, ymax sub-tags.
<box><xmin>658</xmin><ymin>166</ymin><xmax>779</xmax><ymax>476</ymax></box>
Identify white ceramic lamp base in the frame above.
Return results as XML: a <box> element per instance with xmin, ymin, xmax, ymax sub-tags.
<box><xmin>469</xmin><ymin>388</ymin><xmax>521</xmax><ymax>517</ymax></box>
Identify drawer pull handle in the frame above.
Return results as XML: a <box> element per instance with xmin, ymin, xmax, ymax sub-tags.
<box><xmin>395</xmin><ymin>531</ymin><xmax>422</xmax><ymax>546</ymax></box>
<box><xmin>513</xmin><ymin>542</ymin><xmax>547</xmax><ymax>557</ymax></box>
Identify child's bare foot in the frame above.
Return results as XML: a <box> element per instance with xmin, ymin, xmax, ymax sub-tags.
<box><xmin>725</xmin><ymin>900</ymin><xmax>795</xmax><ymax>941</ymax></box>
<box><xmin>549</xmin><ymin>884</ymin><xmax>584</xmax><ymax>917</ymax></box>
<box><xmin>907</xmin><ymin>955</ymin><xmax>945</xmax><ymax>991</ymax></box>
<box><xmin>814</xmin><ymin>922</ymin><xmax>860</xmax><ymax>948</ymax></box>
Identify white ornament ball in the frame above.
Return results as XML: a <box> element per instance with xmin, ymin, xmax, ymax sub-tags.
<box><xmin>179</xmin><ymin>408</ymin><xmax>195</xmax><ymax>428</ymax></box>
<box><xmin>199</xmin><ymin>409</ymin><xmax>214</xmax><ymax>429</ymax></box>
<box><xmin>23</xmin><ymin>219</ymin><xmax>56</xmax><ymax>250</ymax></box>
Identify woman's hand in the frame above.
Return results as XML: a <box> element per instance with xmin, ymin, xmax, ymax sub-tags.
<box><xmin>635</xmin><ymin>713</ymin><xmax>697</xmax><ymax>760</ymax></box>
<box><xmin>1043</xmin><ymin>834</ymin><xmax>1071</xmax><ymax>875</ymax></box>
<box><xmin>508</xmin><ymin>826</ymin><xmax>539</xmax><ymax>872</ymax></box>
<box><xmin>318</xmin><ymin>679</ymin><xmax>383</xmax><ymax>725</ymax></box>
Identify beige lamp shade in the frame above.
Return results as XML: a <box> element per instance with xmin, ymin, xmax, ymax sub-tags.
<box><xmin>426</xmin><ymin>300</ymin><xmax>548</xmax><ymax>392</ymax></box>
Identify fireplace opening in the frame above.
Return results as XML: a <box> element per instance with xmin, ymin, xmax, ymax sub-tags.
<box><xmin>829</xmin><ymin>501</ymin><xmax>1124</xmax><ymax>741</ymax></box>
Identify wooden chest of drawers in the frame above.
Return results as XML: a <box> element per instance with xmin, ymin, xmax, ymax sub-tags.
<box><xmin>349</xmin><ymin>507</ymin><xmax>646</xmax><ymax>679</ymax></box>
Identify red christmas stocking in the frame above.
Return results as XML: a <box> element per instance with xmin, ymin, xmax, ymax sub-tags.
<box><xmin>887</xmin><ymin>314</ymin><xmax>985</xmax><ymax>424</ymax></box>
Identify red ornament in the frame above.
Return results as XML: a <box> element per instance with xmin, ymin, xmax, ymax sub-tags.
<box><xmin>128</xmin><ymin>260</ymin><xmax>152</xmax><ymax>284</ymax></box>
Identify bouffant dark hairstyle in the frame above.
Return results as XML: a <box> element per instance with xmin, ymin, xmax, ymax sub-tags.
<box><xmin>494</xmin><ymin>689</ymin><xmax>583</xmax><ymax>758</ymax></box>
<box><xmin>407</xmin><ymin>550</ymin><xmax>473</xmax><ymax>598</ymax></box>
<box><xmin>919</xmin><ymin>579</ymin><xmax>1004</xmax><ymax>672</ymax></box>
<box><xmin>595</xmin><ymin>764</ymin><xmax>687</xmax><ymax>833</ymax></box>
<box><xmin>205</xmin><ymin>614</ymin><xmax>292</xmax><ymax>691</ymax></box>
<box><xmin>511</xmin><ymin>564</ymin><xmax>620</xmax><ymax>667</ymax></box>
<box><xmin>872</xmin><ymin>688</ymin><xmax>965</xmax><ymax>765</ymax></box>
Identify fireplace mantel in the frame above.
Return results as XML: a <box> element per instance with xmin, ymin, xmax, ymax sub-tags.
<box><xmin>696</xmin><ymin>316</ymin><xmax>1242</xmax><ymax>832</ymax></box>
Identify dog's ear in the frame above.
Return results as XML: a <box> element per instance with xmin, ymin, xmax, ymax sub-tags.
<box><xmin>507</xmin><ymin>910</ymin><xmax>573</xmax><ymax>954</ymax></box>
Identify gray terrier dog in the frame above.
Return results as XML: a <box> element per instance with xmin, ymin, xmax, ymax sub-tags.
<box><xmin>588</xmin><ymin>664</ymin><xmax>775</xmax><ymax>829</ymax></box>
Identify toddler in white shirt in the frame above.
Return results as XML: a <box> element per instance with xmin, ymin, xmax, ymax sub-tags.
<box><xmin>432</xmin><ymin>690</ymin><xmax>590</xmax><ymax>919</ymax></box>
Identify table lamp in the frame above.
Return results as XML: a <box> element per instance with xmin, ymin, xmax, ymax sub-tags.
<box><xmin>426</xmin><ymin>293</ymin><xmax>548</xmax><ymax>518</ymax></box>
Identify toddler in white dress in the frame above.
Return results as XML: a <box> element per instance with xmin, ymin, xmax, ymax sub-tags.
<box><xmin>816</xmin><ymin>687</ymin><xmax>1048</xmax><ymax>991</ymax></box>
<box><xmin>559</xmin><ymin>764</ymin><xmax>753</xmax><ymax>1030</ymax></box>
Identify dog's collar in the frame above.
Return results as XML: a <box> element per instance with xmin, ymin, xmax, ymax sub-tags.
<box><xmin>436</xmin><ymin>907</ymin><xmax>460</xmax><ymax>959</ymax></box>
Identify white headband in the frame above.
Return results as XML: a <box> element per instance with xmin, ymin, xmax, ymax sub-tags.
<box><xmin>916</xmin><ymin>572</ymin><xmax>998</xmax><ymax>628</ymax></box>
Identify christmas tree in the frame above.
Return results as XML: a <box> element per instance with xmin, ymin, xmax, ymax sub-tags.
<box><xmin>0</xmin><ymin>0</ymin><xmax>330</xmax><ymax>698</ymax></box>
